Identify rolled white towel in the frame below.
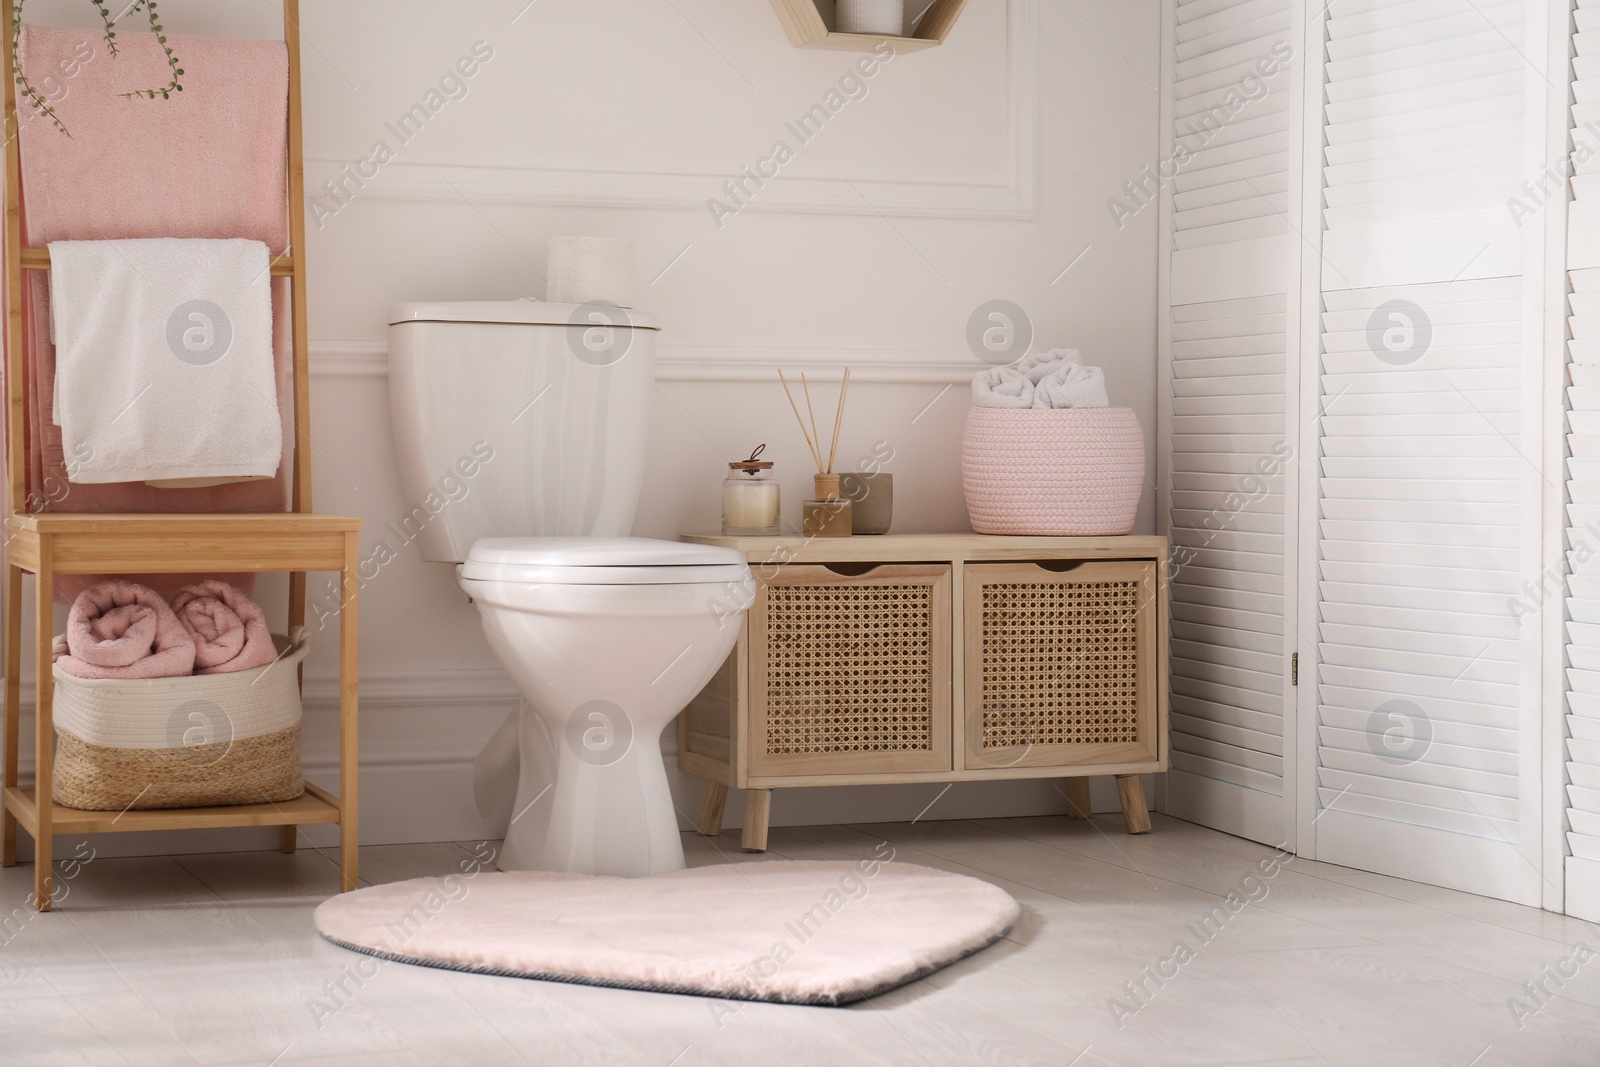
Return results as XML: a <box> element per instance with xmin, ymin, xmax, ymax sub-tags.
<box><xmin>1033</xmin><ymin>363</ymin><xmax>1109</xmax><ymax>409</ymax></box>
<box><xmin>972</xmin><ymin>367</ymin><xmax>1035</xmax><ymax>408</ymax></box>
<box><xmin>1014</xmin><ymin>347</ymin><xmax>1082</xmax><ymax>384</ymax></box>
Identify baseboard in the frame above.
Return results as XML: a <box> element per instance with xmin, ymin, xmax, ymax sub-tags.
<box><xmin>4</xmin><ymin>750</ymin><xmax>1125</xmax><ymax>863</ymax></box>
<box><xmin>2</xmin><ymin>664</ymin><xmax>1130</xmax><ymax>861</ymax></box>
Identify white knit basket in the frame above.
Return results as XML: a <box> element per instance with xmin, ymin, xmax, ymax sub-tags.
<box><xmin>962</xmin><ymin>407</ymin><xmax>1145</xmax><ymax>535</ymax></box>
<box><xmin>50</xmin><ymin>628</ymin><xmax>310</xmax><ymax>810</ymax></box>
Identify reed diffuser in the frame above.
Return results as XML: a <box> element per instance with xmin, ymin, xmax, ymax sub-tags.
<box><xmin>778</xmin><ymin>368</ymin><xmax>853</xmax><ymax>537</ymax></box>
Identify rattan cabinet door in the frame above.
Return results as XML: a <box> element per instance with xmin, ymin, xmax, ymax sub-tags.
<box><xmin>750</xmin><ymin>565</ymin><xmax>952</xmax><ymax>778</ymax></box>
<box><xmin>964</xmin><ymin>561</ymin><xmax>1159</xmax><ymax>770</ymax></box>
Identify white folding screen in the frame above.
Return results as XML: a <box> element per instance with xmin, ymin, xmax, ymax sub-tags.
<box><xmin>1306</xmin><ymin>276</ymin><xmax>1539</xmax><ymax>902</ymax></box>
<box><xmin>1563</xmin><ymin>0</ymin><xmax>1600</xmax><ymax>922</ymax></box>
<box><xmin>1159</xmin><ymin>0</ymin><xmax>1297</xmax><ymax>846</ymax></box>
<box><xmin>1299</xmin><ymin>0</ymin><xmax>1547</xmax><ymax>905</ymax></box>
<box><xmin>1161</xmin><ymin>0</ymin><xmax>1556</xmax><ymax>906</ymax></box>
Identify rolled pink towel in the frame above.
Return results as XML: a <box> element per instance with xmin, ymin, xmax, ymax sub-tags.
<box><xmin>170</xmin><ymin>581</ymin><xmax>277</xmax><ymax>675</ymax></box>
<box><xmin>59</xmin><ymin>581</ymin><xmax>197</xmax><ymax>680</ymax></box>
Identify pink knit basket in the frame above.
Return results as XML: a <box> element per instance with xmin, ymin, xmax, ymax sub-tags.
<box><xmin>962</xmin><ymin>406</ymin><xmax>1145</xmax><ymax>535</ymax></box>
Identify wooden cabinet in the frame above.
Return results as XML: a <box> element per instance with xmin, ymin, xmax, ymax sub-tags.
<box><xmin>679</xmin><ymin>534</ymin><xmax>1168</xmax><ymax>849</ymax></box>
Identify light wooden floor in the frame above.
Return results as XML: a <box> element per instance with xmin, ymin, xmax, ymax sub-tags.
<box><xmin>1</xmin><ymin>814</ymin><xmax>1598</xmax><ymax>1066</ymax></box>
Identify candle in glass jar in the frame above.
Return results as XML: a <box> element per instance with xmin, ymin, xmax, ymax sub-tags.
<box><xmin>722</xmin><ymin>446</ymin><xmax>780</xmax><ymax>534</ymax></box>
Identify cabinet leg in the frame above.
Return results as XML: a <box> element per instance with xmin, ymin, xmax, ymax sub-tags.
<box><xmin>1115</xmin><ymin>774</ymin><xmax>1151</xmax><ymax>835</ymax></box>
<box><xmin>278</xmin><ymin>826</ymin><xmax>298</xmax><ymax>854</ymax></box>
<box><xmin>696</xmin><ymin>780</ymin><xmax>728</xmax><ymax>838</ymax></box>
<box><xmin>741</xmin><ymin>789</ymin><xmax>772</xmax><ymax>853</ymax></box>
<box><xmin>1062</xmin><ymin>777</ymin><xmax>1092</xmax><ymax>820</ymax></box>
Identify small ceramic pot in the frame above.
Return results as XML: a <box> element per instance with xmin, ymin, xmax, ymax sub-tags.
<box><xmin>841</xmin><ymin>472</ymin><xmax>893</xmax><ymax>534</ymax></box>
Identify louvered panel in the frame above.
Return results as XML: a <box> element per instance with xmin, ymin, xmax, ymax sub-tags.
<box><xmin>1164</xmin><ymin>285</ymin><xmax>1287</xmax><ymax>842</ymax></box>
<box><xmin>1320</xmin><ymin>0</ymin><xmax>1527</xmax><ymax>288</ymax></box>
<box><xmin>1315</xmin><ymin>787</ymin><xmax>1518</xmax><ymax>840</ymax></box>
<box><xmin>1314</xmin><ymin>275</ymin><xmax>1526</xmax><ymax>856</ymax></box>
<box><xmin>1319</xmin><ymin>744</ymin><xmax>1516</xmax><ymax>797</ymax></box>
<box><xmin>1169</xmin><ymin>0</ymin><xmax>1294</xmax><ymax>304</ymax></box>
<box><xmin>1172</xmin><ymin>698</ymin><xmax>1281</xmax><ymax>735</ymax></box>
<box><xmin>1568</xmin><ymin>16</ymin><xmax>1600</xmax><ymax>913</ymax></box>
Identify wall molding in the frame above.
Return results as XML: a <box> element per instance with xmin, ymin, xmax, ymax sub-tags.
<box><xmin>310</xmin><ymin>339</ymin><xmax>978</xmax><ymax>384</ymax></box>
<box><xmin>305</xmin><ymin>1</ymin><xmax>1037</xmax><ymax>223</ymax></box>
<box><xmin>0</xmin><ymin>665</ymin><xmax>672</xmax><ymax>779</ymax></box>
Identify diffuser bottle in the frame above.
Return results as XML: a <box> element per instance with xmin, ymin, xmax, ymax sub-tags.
<box><xmin>803</xmin><ymin>473</ymin><xmax>852</xmax><ymax>537</ymax></box>
<box><xmin>779</xmin><ymin>367</ymin><xmax>854</xmax><ymax>538</ymax></box>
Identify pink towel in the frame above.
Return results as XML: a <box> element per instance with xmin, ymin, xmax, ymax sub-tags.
<box><xmin>9</xmin><ymin>26</ymin><xmax>293</xmax><ymax>601</ymax></box>
<box><xmin>171</xmin><ymin>580</ymin><xmax>276</xmax><ymax>675</ymax></box>
<box><xmin>57</xmin><ymin>581</ymin><xmax>197</xmax><ymax>680</ymax></box>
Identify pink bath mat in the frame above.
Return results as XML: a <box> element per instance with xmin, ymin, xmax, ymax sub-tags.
<box><xmin>313</xmin><ymin>860</ymin><xmax>1018</xmax><ymax>1005</ymax></box>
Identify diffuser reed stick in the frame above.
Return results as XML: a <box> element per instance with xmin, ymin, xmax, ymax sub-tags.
<box><xmin>801</xmin><ymin>374</ymin><xmax>823</xmax><ymax>466</ymax></box>
<box><xmin>826</xmin><ymin>368</ymin><xmax>851</xmax><ymax>475</ymax></box>
<box><xmin>778</xmin><ymin>369</ymin><xmax>851</xmax><ymax>474</ymax></box>
<box><xmin>778</xmin><ymin>370</ymin><xmax>824</xmax><ymax>470</ymax></box>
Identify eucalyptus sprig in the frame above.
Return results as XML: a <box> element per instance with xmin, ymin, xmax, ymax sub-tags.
<box><xmin>11</xmin><ymin>0</ymin><xmax>185</xmax><ymax>137</ymax></box>
<box><xmin>114</xmin><ymin>0</ymin><xmax>183</xmax><ymax>101</ymax></box>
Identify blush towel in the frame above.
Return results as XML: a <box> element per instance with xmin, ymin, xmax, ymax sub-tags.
<box><xmin>57</xmin><ymin>581</ymin><xmax>197</xmax><ymax>680</ymax></box>
<box><xmin>171</xmin><ymin>580</ymin><xmax>277</xmax><ymax>675</ymax></box>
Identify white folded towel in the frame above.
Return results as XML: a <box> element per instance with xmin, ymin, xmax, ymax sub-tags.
<box><xmin>972</xmin><ymin>367</ymin><xmax>1035</xmax><ymax>408</ymax></box>
<box><xmin>1033</xmin><ymin>362</ymin><xmax>1109</xmax><ymax>410</ymax></box>
<box><xmin>1014</xmin><ymin>347</ymin><xmax>1082</xmax><ymax>383</ymax></box>
<box><xmin>49</xmin><ymin>238</ymin><xmax>281</xmax><ymax>484</ymax></box>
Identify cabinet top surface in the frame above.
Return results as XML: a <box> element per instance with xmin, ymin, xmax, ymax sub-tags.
<box><xmin>682</xmin><ymin>532</ymin><xmax>1167</xmax><ymax>563</ymax></box>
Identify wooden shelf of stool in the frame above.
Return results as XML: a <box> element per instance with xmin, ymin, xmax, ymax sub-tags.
<box><xmin>678</xmin><ymin>533</ymin><xmax>1169</xmax><ymax>850</ymax></box>
<box><xmin>4</xmin><ymin>782</ymin><xmax>341</xmax><ymax>836</ymax></box>
<box><xmin>1</xmin><ymin>513</ymin><xmax>362</xmax><ymax>910</ymax></box>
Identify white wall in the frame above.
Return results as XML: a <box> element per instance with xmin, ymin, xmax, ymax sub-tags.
<box><xmin>12</xmin><ymin>0</ymin><xmax>1161</xmax><ymax>851</ymax></box>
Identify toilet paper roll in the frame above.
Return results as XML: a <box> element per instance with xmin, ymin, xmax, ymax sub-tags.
<box><xmin>546</xmin><ymin>236</ymin><xmax>635</xmax><ymax>309</ymax></box>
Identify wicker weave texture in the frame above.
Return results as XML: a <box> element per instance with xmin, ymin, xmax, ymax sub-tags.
<box><xmin>53</xmin><ymin>725</ymin><xmax>304</xmax><ymax>811</ymax></box>
<box><xmin>764</xmin><ymin>583</ymin><xmax>936</xmax><ymax>755</ymax></box>
<box><xmin>961</xmin><ymin>406</ymin><xmax>1144</xmax><ymax>535</ymax></box>
<box><xmin>979</xmin><ymin>578</ymin><xmax>1142</xmax><ymax>750</ymax></box>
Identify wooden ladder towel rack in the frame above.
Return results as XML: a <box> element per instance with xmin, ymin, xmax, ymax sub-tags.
<box><xmin>0</xmin><ymin>0</ymin><xmax>362</xmax><ymax>910</ymax></box>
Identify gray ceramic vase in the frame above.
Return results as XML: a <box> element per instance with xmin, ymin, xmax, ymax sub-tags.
<box><xmin>840</xmin><ymin>472</ymin><xmax>893</xmax><ymax>535</ymax></box>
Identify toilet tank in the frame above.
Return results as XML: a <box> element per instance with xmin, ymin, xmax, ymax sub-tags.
<box><xmin>387</xmin><ymin>301</ymin><xmax>658</xmax><ymax>562</ymax></box>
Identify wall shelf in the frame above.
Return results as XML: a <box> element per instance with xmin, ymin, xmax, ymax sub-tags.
<box><xmin>769</xmin><ymin>0</ymin><xmax>968</xmax><ymax>53</ymax></box>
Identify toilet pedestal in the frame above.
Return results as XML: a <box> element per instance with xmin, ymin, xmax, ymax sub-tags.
<box><xmin>498</xmin><ymin>704</ymin><xmax>683</xmax><ymax>877</ymax></box>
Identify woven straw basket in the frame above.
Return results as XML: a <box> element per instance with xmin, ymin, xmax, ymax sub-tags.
<box><xmin>50</xmin><ymin>628</ymin><xmax>310</xmax><ymax>811</ymax></box>
<box><xmin>962</xmin><ymin>406</ymin><xmax>1145</xmax><ymax>536</ymax></box>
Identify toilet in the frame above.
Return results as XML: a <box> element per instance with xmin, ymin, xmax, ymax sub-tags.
<box><xmin>387</xmin><ymin>300</ymin><xmax>754</xmax><ymax>877</ymax></box>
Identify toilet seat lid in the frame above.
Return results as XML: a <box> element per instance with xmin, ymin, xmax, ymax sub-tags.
<box><xmin>459</xmin><ymin>537</ymin><xmax>751</xmax><ymax>585</ymax></box>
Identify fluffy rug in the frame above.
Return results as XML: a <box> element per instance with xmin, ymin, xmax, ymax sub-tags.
<box><xmin>313</xmin><ymin>859</ymin><xmax>1019</xmax><ymax>1005</ymax></box>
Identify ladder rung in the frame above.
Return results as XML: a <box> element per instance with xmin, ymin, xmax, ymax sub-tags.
<box><xmin>18</xmin><ymin>247</ymin><xmax>295</xmax><ymax>276</ymax></box>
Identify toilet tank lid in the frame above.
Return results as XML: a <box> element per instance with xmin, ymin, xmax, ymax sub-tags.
<box><xmin>465</xmin><ymin>537</ymin><xmax>744</xmax><ymax>569</ymax></box>
<box><xmin>388</xmin><ymin>300</ymin><xmax>660</xmax><ymax>330</ymax></box>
